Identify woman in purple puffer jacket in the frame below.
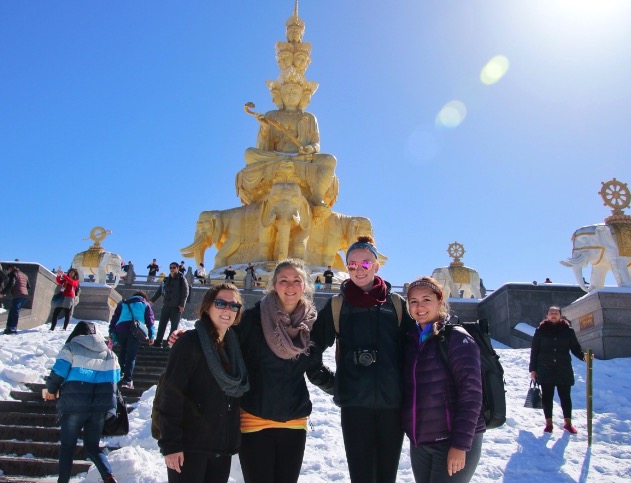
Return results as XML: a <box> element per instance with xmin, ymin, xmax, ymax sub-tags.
<box><xmin>402</xmin><ymin>276</ymin><xmax>485</xmax><ymax>483</ymax></box>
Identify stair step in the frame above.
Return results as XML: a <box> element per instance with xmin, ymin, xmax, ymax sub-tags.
<box><xmin>0</xmin><ymin>455</ymin><xmax>91</xmax><ymax>477</ymax></box>
<box><xmin>9</xmin><ymin>391</ymin><xmax>44</xmax><ymax>403</ymax></box>
<box><xmin>0</xmin><ymin>413</ymin><xmax>58</xmax><ymax>427</ymax></box>
<box><xmin>0</xmin><ymin>440</ymin><xmax>103</xmax><ymax>460</ymax></box>
<box><xmin>0</xmin><ymin>425</ymin><xmax>60</xmax><ymax>443</ymax></box>
<box><xmin>0</xmin><ymin>401</ymin><xmax>57</xmax><ymax>414</ymax></box>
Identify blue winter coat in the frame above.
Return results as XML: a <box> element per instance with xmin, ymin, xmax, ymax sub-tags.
<box><xmin>402</xmin><ymin>323</ymin><xmax>485</xmax><ymax>451</ymax></box>
<box><xmin>46</xmin><ymin>334</ymin><xmax>120</xmax><ymax>416</ymax></box>
<box><xmin>109</xmin><ymin>295</ymin><xmax>155</xmax><ymax>340</ymax></box>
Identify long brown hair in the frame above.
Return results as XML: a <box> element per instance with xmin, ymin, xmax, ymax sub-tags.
<box><xmin>198</xmin><ymin>283</ymin><xmax>243</xmax><ymax>346</ymax></box>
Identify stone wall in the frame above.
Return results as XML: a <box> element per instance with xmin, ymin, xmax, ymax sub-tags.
<box><xmin>477</xmin><ymin>283</ymin><xmax>585</xmax><ymax>348</ymax></box>
<box><xmin>0</xmin><ymin>262</ymin><xmax>58</xmax><ymax>331</ymax></box>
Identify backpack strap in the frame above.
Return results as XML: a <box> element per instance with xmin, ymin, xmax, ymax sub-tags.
<box><xmin>331</xmin><ymin>293</ymin><xmax>344</xmax><ymax>335</ymax></box>
<box><xmin>390</xmin><ymin>293</ymin><xmax>403</xmax><ymax>326</ymax></box>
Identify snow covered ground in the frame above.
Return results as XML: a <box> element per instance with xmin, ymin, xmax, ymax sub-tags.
<box><xmin>1</xmin><ymin>318</ymin><xmax>630</xmax><ymax>482</ymax></box>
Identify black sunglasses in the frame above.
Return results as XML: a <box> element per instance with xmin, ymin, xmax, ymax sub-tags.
<box><xmin>214</xmin><ymin>299</ymin><xmax>242</xmax><ymax>313</ymax></box>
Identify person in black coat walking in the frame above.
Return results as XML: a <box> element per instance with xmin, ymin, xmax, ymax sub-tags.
<box><xmin>529</xmin><ymin>306</ymin><xmax>586</xmax><ymax>434</ymax></box>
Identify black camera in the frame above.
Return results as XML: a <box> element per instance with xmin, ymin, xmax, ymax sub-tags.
<box><xmin>353</xmin><ymin>349</ymin><xmax>377</xmax><ymax>367</ymax></box>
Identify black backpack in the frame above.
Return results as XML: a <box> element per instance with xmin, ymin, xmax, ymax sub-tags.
<box><xmin>151</xmin><ymin>372</ymin><xmax>166</xmax><ymax>440</ymax></box>
<box><xmin>438</xmin><ymin>318</ymin><xmax>506</xmax><ymax>430</ymax></box>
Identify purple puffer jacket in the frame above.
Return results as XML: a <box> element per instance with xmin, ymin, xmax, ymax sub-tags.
<box><xmin>402</xmin><ymin>323</ymin><xmax>485</xmax><ymax>451</ymax></box>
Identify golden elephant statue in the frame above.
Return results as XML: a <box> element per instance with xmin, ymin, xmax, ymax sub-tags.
<box><xmin>305</xmin><ymin>209</ymin><xmax>376</xmax><ymax>269</ymax></box>
<box><xmin>181</xmin><ymin>182</ymin><xmax>311</xmax><ymax>268</ymax></box>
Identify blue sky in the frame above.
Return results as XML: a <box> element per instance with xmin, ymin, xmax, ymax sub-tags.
<box><xmin>1</xmin><ymin>0</ymin><xmax>630</xmax><ymax>290</ymax></box>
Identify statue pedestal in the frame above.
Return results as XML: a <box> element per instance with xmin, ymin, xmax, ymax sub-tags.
<box><xmin>73</xmin><ymin>283</ymin><xmax>122</xmax><ymax>323</ymax></box>
<box><xmin>562</xmin><ymin>288</ymin><xmax>631</xmax><ymax>360</ymax></box>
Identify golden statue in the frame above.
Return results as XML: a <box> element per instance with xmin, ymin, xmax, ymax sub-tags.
<box><xmin>182</xmin><ymin>2</ymin><xmax>379</xmax><ymax>277</ymax></box>
<box><xmin>236</xmin><ymin>2</ymin><xmax>338</xmax><ymax>208</ymax></box>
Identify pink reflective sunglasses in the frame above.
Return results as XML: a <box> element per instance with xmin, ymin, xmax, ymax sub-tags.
<box><xmin>347</xmin><ymin>260</ymin><xmax>374</xmax><ymax>271</ymax></box>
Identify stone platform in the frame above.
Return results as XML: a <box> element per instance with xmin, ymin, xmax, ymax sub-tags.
<box><xmin>562</xmin><ymin>288</ymin><xmax>631</xmax><ymax>360</ymax></box>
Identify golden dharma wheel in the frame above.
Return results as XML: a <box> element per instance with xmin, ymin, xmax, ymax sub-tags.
<box><xmin>447</xmin><ymin>242</ymin><xmax>465</xmax><ymax>261</ymax></box>
<box><xmin>600</xmin><ymin>178</ymin><xmax>630</xmax><ymax>215</ymax></box>
<box><xmin>89</xmin><ymin>226</ymin><xmax>110</xmax><ymax>244</ymax></box>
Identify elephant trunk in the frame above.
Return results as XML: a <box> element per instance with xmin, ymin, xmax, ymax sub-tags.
<box><xmin>181</xmin><ymin>234</ymin><xmax>209</xmax><ymax>266</ymax></box>
<box><xmin>560</xmin><ymin>252</ymin><xmax>589</xmax><ymax>291</ymax></box>
<box><xmin>276</xmin><ymin>222</ymin><xmax>291</xmax><ymax>261</ymax></box>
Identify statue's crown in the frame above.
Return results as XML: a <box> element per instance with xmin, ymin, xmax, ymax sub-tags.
<box><xmin>286</xmin><ymin>0</ymin><xmax>305</xmax><ymax>30</ymax></box>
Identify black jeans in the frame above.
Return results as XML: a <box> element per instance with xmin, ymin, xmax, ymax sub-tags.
<box><xmin>239</xmin><ymin>428</ymin><xmax>306</xmax><ymax>483</ymax></box>
<box><xmin>167</xmin><ymin>452</ymin><xmax>231</xmax><ymax>483</ymax></box>
<box><xmin>154</xmin><ymin>306</ymin><xmax>182</xmax><ymax>345</ymax></box>
<box><xmin>117</xmin><ymin>330</ymin><xmax>140</xmax><ymax>383</ymax></box>
<box><xmin>410</xmin><ymin>433</ymin><xmax>483</xmax><ymax>483</ymax></box>
<box><xmin>541</xmin><ymin>383</ymin><xmax>572</xmax><ymax>419</ymax></box>
<box><xmin>51</xmin><ymin>306</ymin><xmax>71</xmax><ymax>331</ymax></box>
<box><xmin>340</xmin><ymin>406</ymin><xmax>404</xmax><ymax>483</ymax></box>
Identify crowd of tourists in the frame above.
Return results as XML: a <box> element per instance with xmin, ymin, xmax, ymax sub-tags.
<box><xmin>2</xmin><ymin>241</ymin><xmax>588</xmax><ymax>483</ymax></box>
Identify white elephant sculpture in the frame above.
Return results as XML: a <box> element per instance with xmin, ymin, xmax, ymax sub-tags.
<box><xmin>181</xmin><ymin>183</ymin><xmax>310</xmax><ymax>268</ymax></box>
<box><xmin>305</xmin><ymin>209</ymin><xmax>375</xmax><ymax>269</ymax></box>
<box><xmin>560</xmin><ymin>223</ymin><xmax>631</xmax><ymax>292</ymax></box>
<box><xmin>431</xmin><ymin>265</ymin><xmax>482</xmax><ymax>299</ymax></box>
<box><xmin>71</xmin><ymin>249</ymin><xmax>124</xmax><ymax>287</ymax></box>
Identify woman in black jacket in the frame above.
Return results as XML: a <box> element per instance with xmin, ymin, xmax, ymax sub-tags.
<box><xmin>529</xmin><ymin>306</ymin><xmax>586</xmax><ymax>434</ymax></box>
<box><xmin>235</xmin><ymin>258</ymin><xmax>334</xmax><ymax>483</ymax></box>
<box><xmin>311</xmin><ymin>236</ymin><xmax>415</xmax><ymax>483</ymax></box>
<box><xmin>159</xmin><ymin>283</ymin><xmax>249</xmax><ymax>483</ymax></box>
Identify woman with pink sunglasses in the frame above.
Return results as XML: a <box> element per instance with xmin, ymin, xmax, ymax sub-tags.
<box><xmin>312</xmin><ymin>235</ymin><xmax>416</xmax><ymax>483</ymax></box>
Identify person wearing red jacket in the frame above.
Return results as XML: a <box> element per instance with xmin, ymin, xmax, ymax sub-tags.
<box><xmin>50</xmin><ymin>268</ymin><xmax>80</xmax><ymax>331</ymax></box>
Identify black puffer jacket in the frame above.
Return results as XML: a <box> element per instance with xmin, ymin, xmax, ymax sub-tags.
<box><xmin>529</xmin><ymin>319</ymin><xmax>585</xmax><ymax>386</ymax></box>
<box><xmin>158</xmin><ymin>329</ymin><xmax>241</xmax><ymax>457</ymax></box>
<box><xmin>235</xmin><ymin>303</ymin><xmax>334</xmax><ymax>422</ymax></box>
<box><xmin>312</xmin><ymin>283</ymin><xmax>416</xmax><ymax>409</ymax></box>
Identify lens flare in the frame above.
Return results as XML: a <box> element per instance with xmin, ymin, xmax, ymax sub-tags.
<box><xmin>435</xmin><ymin>100</ymin><xmax>467</xmax><ymax>128</ymax></box>
<box><xmin>480</xmin><ymin>55</ymin><xmax>510</xmax><ymax>85</ymax></box>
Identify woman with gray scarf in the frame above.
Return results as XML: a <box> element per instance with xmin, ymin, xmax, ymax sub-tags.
<box><xmin>235</xmin><ymin>258</ymin><xmax>334</xmax><ymax>483</ymax></box>
<box><xmin>159</xmin><ymin>283</ymin><xmax>249</xmax><ymax>483</ymax></box>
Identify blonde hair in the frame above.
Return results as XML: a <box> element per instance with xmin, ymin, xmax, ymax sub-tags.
<box><xmin>266</xmin><ymin>258</ymin><xmax>314</xmax><ymax>301</ymax></box>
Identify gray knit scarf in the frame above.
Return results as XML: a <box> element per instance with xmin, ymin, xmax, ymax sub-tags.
<box><xmin>195</xmin><ymin>320</ymin><xmax>249</xmax><ymax>398</ymax></box>
<box><xmin>260</xmin><ymin>292</ymin><xmax>317</xmax><ymax>360</ymax></box>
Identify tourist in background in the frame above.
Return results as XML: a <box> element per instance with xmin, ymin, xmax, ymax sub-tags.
<box><xmin>147</xmin><ymin>259</ymin><xmax>160</xmax><ymax>283</ymax></box>
<box><xmin>43</xmin><ymin>321</ymin><xmax>120</xmax><ymax>483</ymax></box>
<box><xmin>0</xmin><ymin>263</ymin><xmax>30</xmax><ymax>334</ymax></box>
<box><xmin>50</xmin><ymin>268</ymin><xmax>79</xmax><ymax>331</ymax></box>
<box><xmin>150</xmin><ymin>262</ymin><xmax>189</xmax><ymax>348</ymax></box>
<box><xmin>244</xmin><ymin>263</ymin><xmax>256</xmax><ymax>290</ymax></box>
<box><xmin>223</xmin><ymin>266</ymin><xmax>236</xmax><ymax>281</ymax></box>
<box><xmin>194</xmin><ymin>263</ymin><xmax>207</xmax><ymax>284</ymax></box>
<box><xmin>179</xmin><ymin>261</ymin><xmax>186</xmax><ymax>275</ymax></box>
<box><xmin>159</xmin><ymin>284</ymin><xmax>249</xmax><ymax>483</ymax></box>
<box><xmin>323</xmin><ymin>265</ymin><xmax>334</xmax><ymax>290</ymax></box>
<box><xmin>109</xmin><ymin>291</ymin><xmax>155</xmax><ymax>389</ymax></box>
<box><xmin>402</xmin><ymin>276</ymin><xmax>485</xmax><ymax>482</ymax></box>
<box><xmin>0</xmin><ymin>263</ymin><xmax>8</xmax><ymax>310</ymax></box>
<box><xmin>170</xmin><ymin>259</ymin><xmax>334</xmax><ymax>483</ymax></box>
<box><xmin>529</xmin><ymin>306</ymin><xmax>586</xmax><ymax>434</ymax></box>
<box><xmin>311</xmin><ymin>236</ymin><xmax>415</xmax><ymax>483</ymax></box>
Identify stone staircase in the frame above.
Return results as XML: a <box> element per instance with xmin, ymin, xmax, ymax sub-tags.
<box><xmin>0</xmin><ymin>343</ymin><xmax>170</xmax><ymax>481</ymax></box>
